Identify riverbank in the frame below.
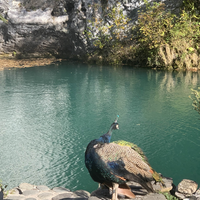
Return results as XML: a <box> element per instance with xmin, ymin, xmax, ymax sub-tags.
<box><xmin>3</xmin><ymin>178</ymin><xmax>200</xmax><ymax>200</ymax></box>
<box><xmin>0</xmin><ymin>58</ymin><xmax>62</xmax><ymax>70</ymax></box>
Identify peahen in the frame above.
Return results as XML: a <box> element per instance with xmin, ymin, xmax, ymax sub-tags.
<box><xmin>85</xmin><ymin>117</ymin><xmax>163</xmax><ymax>200</ymax></box>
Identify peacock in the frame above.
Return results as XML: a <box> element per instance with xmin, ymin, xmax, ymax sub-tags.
<box><xmin>85</xmin><ymin>116</ymin><xmax>163</xmax><ymax>200</ymax></box>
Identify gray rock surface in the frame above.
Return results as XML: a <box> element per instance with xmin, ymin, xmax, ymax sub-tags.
<box><xmin>4</xmin><ymin>179</ymin><xmax>199</xmax><ymax>200</ymax></box>
<box><xmin>52</xmin><ymin>187</ymin><xmax>71</xmax><ymax>193</ymax></box>
<box><xmin>0</xmin><ymin>190</ymin><xmax>3</xmax><ymax>200</ymax></box>
<box><xmin>177</xmin><ymin>179</ymin><xmax>198</xmax><ymax>195</ymax></box>
<box><xmin>18</xmin><ymin>183</ymin><xmax>36</xmax><ymax>192</ymax></box>
<box><xmin>175</xmin><ymin>179</ymin><xmax>199</xmax><ymax>199</ymax></box>
<box><xmin>0</xmin><ymin>0</ymin><xmax>183</xmax><ymax>59</ymax></box>
<box><xmin>36</xmin><ymin>185</ymin><xmax>50</xmax><ymax>191</ymax></box>
<box><xmin>142</xmin><ymin>193</ymin><xmax>166</xmax><ymax>200</ymax></box>
<box><xmin>51</xmin><ymin>193</ymin><xmax>73</xmax><ymax>200</ymax></box>
<box><xmin>73</xmin><ymin>190</ymin><xmax>90</xmax><ymax>198</ymax></box>
<box><xmin>5</xmin><ymin>183</ymin><xmax>89</xmax><ymax>200</ymax></box>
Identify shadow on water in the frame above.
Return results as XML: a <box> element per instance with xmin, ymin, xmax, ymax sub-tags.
<box><xmin>0</xmin><ymin>63</ymin><xmax>199</xmax><ymax>192</ymax></box>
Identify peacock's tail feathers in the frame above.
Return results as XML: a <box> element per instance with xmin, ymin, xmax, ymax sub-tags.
<box><xmin>96</xmin><ymin>143</ymin><xmax>153</xmax><ymax>180</ymax></box>
<box><xmin>112</xmin><ymin>140</ymin><xmax>149</xmax><ymax>164</ymax></box>
<box><xmin>112</xmin><ymin>140</ymin><xmax>164</xmax><ymax>185</ymax></box>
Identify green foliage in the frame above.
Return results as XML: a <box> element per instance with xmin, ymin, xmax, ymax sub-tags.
<box><xmin>135</xmin><ymin>2</ymin><xmax>175</xmax><ymax>49</ymax></box>
<box><xmin>160</xmin><ymin>192</ymin><xmax>179</xmax><ymax>200</ymax></box>
<box><xmin>86</xmin><ymin>0</ymin><xmax>200</xmax><ymax>68</ymax></box>
<box><xmin>190</xmin><ymin>87</ymin><xmax>200</xmax><ymax>115</ymax></box>
<box><xmin>134</xmin><ymin>0</ymin><xmax>200</xmax><ymax>69</ymax></box>
<box><xmin>0</xmin><ymin>14</ymin><xmax>8</xmax><ymax>23</ymax></box>
<box><xmin>133</xmin><ymin>1</ymin><xmax>176</xmax><ymax>67</ymax></box>
<box><xmin>86</xmin><ymin>2</ymin><xmax>133</xmax><ymax>65</ymax></box>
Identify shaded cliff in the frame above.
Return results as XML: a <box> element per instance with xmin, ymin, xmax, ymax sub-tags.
<box><xmin>0</xmin><ymin>0</ymin><xmax>182</xmax><ymax>59</ymax></box>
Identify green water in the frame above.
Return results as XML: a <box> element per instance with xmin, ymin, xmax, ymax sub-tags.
<box><xmin>0</xmin><ymin>62</ymin><xmax>200</xmax><ymax>192</ymax></box>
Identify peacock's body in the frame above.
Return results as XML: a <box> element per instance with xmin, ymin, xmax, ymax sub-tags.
<box><xmin>85</xmin><ymin>117</ymin><xmax>163</xmax><ymax>200</ymax></box>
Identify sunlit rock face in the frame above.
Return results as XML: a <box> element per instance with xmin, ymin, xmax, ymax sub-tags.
<box><xmin>0</xmin><ymin>0</ymin><xmax>182</xmax><ymax>59</ymax></box>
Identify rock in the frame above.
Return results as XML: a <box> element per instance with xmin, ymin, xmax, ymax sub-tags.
<box><xmin>186</xmin><ymin>196</ymin><xmax>198</xmax><ymax>200</ymax></box>
<box><xmin>88</xmin><ymin>197</ymin><xmax>100</xmax><ymax>200</ymax></box>
<box><xmin>18</xmin><ymin>183</ymin><xmax>36</xmax><ymax>192</ymax></box>
<box><xmin>36</xmin><ymin>185</ymin><xmax>50</xmax><ymax>191</ymax></box>
<box><xmin>91</xmin><ymin>187</ymin><xmax>111</xmax><ymax>198</ymax></box>
<box><xmin>175</xmin><ymin>191</ymin><xmax>186</xmax><ymax>199</ymax></box>
<box><xmin>22</xmin><ymin>190</ymin><xmax>40</xmax><ymax>196</ymax></box>
<box><xmin>142</xmin><ymin>193</ymin><xmax>166</xmax><ymax>200</ymax></box>
<box><xmin>73</xmin><ymin>190</ymin><xmax>90</xmax><ymax>198</ymax></box>
<box><xmin>8</xmin><ymin>188</ymin><xmax>22</xmax><ymax>195</ymax></box>
<box><xmin>24</xmin><ymin>198</ymin><xmax>37</xmax><ymax>200</ymax></box>
<box><xmin>177</xmin><ymin>179</ymin><xmax>198</xmax><ymax>196</ymax></box>
<box><xmin>52</xmin><ymin>193</ymin><xmax>73</xmax><ymax>200</ymax></box>
<box><xmin>195</xmin><ymin>188</ymin><xmax>200</xmax><ymax>196</ymax></box>
<box><xmin>152</xmin><ymin>176</ymin><xmax>173</xmax><ymax>192</ymax></box>
<box><xmin>5</xmin><ymin>195</ymin><xmax>25</xmax><ymax>200</ymax></box>
<box><xmin>52</xmin><ymin>187</ymin><xmax>71</xmax><ymax>193</ymax></box>
<box><xmin>37</xmin><ymin>192</ymin><xmax>54</xmax><ymax>199</ymax></box>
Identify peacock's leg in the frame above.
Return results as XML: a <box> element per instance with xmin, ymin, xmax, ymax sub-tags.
<box><xmin>112</xmin><ymin>183</ymin><xmax>119</xmax><ymax>200</ymax></box>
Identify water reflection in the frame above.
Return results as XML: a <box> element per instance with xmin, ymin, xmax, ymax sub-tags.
<box><xmin>0</xmin><ymin>64</ymin><xmax>199</xmax><ymax>192</ymax></box>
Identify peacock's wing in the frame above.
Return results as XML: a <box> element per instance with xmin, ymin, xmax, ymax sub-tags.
<box><xmin>95</xmin><ymin>143</ymin><xmax>154</xmax><ymax>183</ymax></box>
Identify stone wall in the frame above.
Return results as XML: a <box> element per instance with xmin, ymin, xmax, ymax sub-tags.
<box><xmin>0</xmin><ymin>0</ymin><xmax>182</xmax><ymax>59</ymax></box>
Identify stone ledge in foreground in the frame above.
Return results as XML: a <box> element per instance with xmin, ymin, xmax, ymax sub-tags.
<box><xmin>3</xmin><ymin>178</ymin><xmax>200</xmax><ymax>200</ymax></box>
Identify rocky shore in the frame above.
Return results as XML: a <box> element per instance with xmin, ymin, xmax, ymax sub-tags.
<box><xmin>2</xmin><ymin>177</ymin><xmax>200</xmax><ymax>200</ymax></box>
<box><xmin>0</xmin><ymin>58</ymin><xmax>62</xmax><ymax>70</ymax></box>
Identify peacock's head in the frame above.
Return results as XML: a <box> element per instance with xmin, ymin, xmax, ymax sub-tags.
<box><xmin>110</xmin><ymin>115</ymin><xmax>119</xmax><ymax>130</ymax></box>
<box><xmin>111</xmin><ymin>122</ymin><xmax>119</xmax><ymax>130</ymax></box>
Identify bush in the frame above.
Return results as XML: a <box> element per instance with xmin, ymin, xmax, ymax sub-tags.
<box><xmin>86</xmin><ymin>0</ymin><xmax>200</xmax><ymax>69</ymax></box>
<box><xmin>134</xmin><ymin>0</ymin><xmax>200</xmax><ymax>69</ymax></box>
<box><xmin>133</xmin><ymin>1</ymin><xmax>176</xmax><ymax>67</ymax></box>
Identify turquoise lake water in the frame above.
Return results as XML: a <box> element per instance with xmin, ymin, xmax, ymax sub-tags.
<box><xmin>0</xmin><ymin>62</ymin><xmax>200</xmax><ymax>192</ymax></box>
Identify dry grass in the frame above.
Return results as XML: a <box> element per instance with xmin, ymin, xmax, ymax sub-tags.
<box><xmin>0</xmin><ymin>57</ymin><xmax>60</xmax><ymax>70</ymax></box>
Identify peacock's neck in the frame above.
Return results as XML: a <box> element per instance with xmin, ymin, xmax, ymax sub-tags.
<box><xmin>96</xmin><ymin>123</ymin><xmax>116</xmax><ymax>144</ymax></box>
<box><xmin>96</xmin><ymin>130</ymin><xmax>113</xmax><ymax>144</ymax></box>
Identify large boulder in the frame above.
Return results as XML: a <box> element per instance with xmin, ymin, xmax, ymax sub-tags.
<box><xmin>175</xmin><ymin>179</ymin><xmax>198</xmax><ymax>199</ymax></box>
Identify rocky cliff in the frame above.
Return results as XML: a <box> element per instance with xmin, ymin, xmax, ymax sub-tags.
<box><xmin>0</xmin><ymin>0</ymin><xmax>182</xmax><ymax>59</ymax></box>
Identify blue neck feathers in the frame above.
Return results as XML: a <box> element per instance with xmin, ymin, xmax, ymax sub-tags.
<box><xmin>96</xmin><ymin>123</ymin><xmax>115</xmax><ymax>144</ymax></box>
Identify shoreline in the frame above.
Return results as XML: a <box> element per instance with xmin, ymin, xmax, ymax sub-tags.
<box><xmin>0</xmin><ymin>57</ymin><xmax>62</xmax><ymax>70</ymax></box>
<box><xmin>0</xmin><ymin>57</ymin><xmax>200</xmax><ymax>72</ymax></box>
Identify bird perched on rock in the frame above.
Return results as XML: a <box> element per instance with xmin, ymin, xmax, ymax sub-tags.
<box><xmin>85</xmin><ymin>116</ymin><xmax>163</xmax><ymax>200</ymax></box>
